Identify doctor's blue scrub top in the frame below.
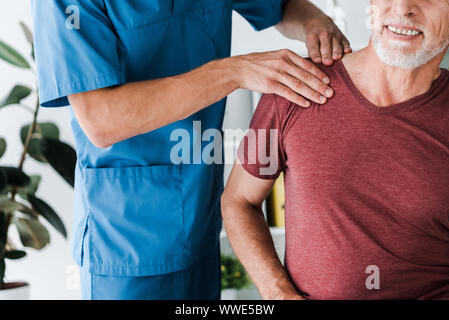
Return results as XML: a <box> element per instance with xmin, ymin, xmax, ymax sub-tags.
<box><xmin>31</xmin><ymin>0</ymin><xmax>287</xmax><ymax>277</ymax></box>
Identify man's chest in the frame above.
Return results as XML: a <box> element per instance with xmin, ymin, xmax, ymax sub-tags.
<box><xmin>282</xmin><ymin>107</ymin><xmax>449</xmax><ymax>226</ymax></box>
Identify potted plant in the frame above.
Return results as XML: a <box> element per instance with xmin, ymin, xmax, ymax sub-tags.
<box><xmin>0</xmin><ymin>22</ymin><xmax>76</xmax><ymax>299</ymax></box>
<box><xmin>221</xmin><ymin>254</ymin><xmax>251</xmax><ymax>300</ymax></box>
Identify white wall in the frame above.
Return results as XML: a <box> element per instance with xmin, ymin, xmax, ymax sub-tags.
<box><xmin>0</xmin><ymin>0</ymin><xmax>371</xmax><ymax>299</ymax></box>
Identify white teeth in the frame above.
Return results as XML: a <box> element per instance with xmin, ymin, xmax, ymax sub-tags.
<box><xmin>387</xmin><ymin>25</ymin><xmax>421</xmax><ymax>36</ymax></box>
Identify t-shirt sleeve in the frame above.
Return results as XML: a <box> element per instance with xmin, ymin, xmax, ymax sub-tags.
<box><xmin>237</xmin><ymin>94</ymin><xmax>288</xmax><ymax>180</ymax></box>
<box><xmin>233</xmin><ymin>0</ymin><xmax>288</xmax><ymax>31</ymax></box>
<box><xmin>31</xmin><ymin>0</ymin><xmax>122</xmax><ymax>107</ymax></box>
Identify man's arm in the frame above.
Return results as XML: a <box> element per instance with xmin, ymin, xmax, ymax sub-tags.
<box><xmin>276</xmin><ymin>0</ymin><xmax>352</xmax><ymax>65</ymax></box>
<box><xmin>221</xmin><ymin>164</ymin><xmax>304</xmax><ymax>300</ymax></box>
<box><xmin>69</xmin><ymin>50</ymin><xmax>332</xmax><ymax>148</ymax></box>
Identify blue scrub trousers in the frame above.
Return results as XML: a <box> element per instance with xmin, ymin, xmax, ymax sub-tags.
<box><xmin>80</xmin><ymin>245</ymin><xmax>221</xmax><ymax>300</ymax></box>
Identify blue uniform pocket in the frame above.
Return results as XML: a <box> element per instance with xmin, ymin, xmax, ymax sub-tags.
<box><xmin>105</xmin><ymin>0</ymin><xmax>174</xmax><ymax>31</ymax></box>
<box><xmin>82</xmin><ymin>164</ymin><xmax>186</xmax><ymax>276</ymax></box>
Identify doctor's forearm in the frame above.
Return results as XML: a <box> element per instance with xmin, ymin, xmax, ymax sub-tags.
<box><xmin>69</xmin><ymin>58</ymin><xmax>239</xmax><ymax>148</ymax></box>
<box><xmin>69</xmin><ymin>49</ymin><xmax>334</xmax><ymax>148</ymax></box>
<box><xmin>276</xmin><ymin>0</ymin><xmax>351</xmax><ymax>64</ymax></box>
<box><xmin>276</xmin><ymin>0</ymin><xmax>330</xmax><ymax>41</ymax></box>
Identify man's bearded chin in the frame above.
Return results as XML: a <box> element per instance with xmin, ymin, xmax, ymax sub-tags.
<box><xmin>371</xmin><ymin>18</ymin><xmax>449</xmax><ymax>70</ymax></box>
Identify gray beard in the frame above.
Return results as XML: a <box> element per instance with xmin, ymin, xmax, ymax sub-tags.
<box><xmin>372</xmin><ymin>34</ymin><xmax>449</xmax><ymax>70</ymax></box>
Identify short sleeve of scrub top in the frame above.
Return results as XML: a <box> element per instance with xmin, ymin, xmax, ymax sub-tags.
<box><xmin>31</xmin><ymin>0</ymin><xmax>122</xmax><ymax>108</ymax></box>
<box><xmin>233</xmin><ymin>0</ymin><xmax>289</xmax><ymax>31</ymax></box>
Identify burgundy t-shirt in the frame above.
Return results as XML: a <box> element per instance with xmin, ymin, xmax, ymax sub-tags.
<box><xmin>238</xmin><ymin>60</ymin><xmax>449</xmax><ymax>299</ymax></box>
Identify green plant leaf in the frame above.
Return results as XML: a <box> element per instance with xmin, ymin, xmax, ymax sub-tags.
<box><xmin>19</xmin><ymin>22</ymin><xmax>33</xmax><ymax>46</ymax></box>
<box><xmin>0</xmin><ymin>167</ymin><xmax>30</xmax><ymax>187</ymax></box>
<box><xmin>0</xmin><ymin>196</ymin><xmax>13</xmax><ymax>210</ymax></box>
<box><xmin>0</xmin><ymin>168</ymin><xmax>6</xmax><ymax>193</ymax></box>
<box><xmin>16</xmin><ymin>205</ymin><xmax>36</xmax><ymax>217</ymax></box>
<box><xmin>20</xmin><ymin>122</ymin><xmax>59</xmax><ymax>163</ymax></box>
<box><xmin>0</xmin><ymin>258</ymin><xmax>5</xmax><ymax>287</ymax></box>
<box><xmin>27</xmin><ymin>194</ymin><xmax>67</xmax><ymax>238</ymax></box>
<box><xmin>19</xmin><ymin>22</ymin><xmax>35</xmax><ymax>61</ymax></box>
<box><xmin>0</xmin><ymin>40</ymin><xmax>30</xmax><ymax>69</ymax></box>
<box><xmin>0</xmin><ymin>196</ymin><xmax>23</xmax><ymax>213</ymax></box>
<box><xmin>0</xmin><ymin>85</ymin><xmax>32</xmax><ymax>108</ymax></box>
<box><xmin>0</xmin><ymin>138</ymin><xmax>6</xmax><ymax>159</ymax></box>
<box><xmin>40</xmin><ymin>139</ymin><xmax>76</xmax><ymax>187</ymax></box>
<box><xmin>221</xmin><ymin>254</ymin><xmax>250</xmax><ymax>290</ymax></box>
<box><xmin>20</xmin><ymin>122</ymin><xmax>60</xmax><ymax>142</ymax></box>
<box><xmin>5</xmin><ymin>250</ymin><xmax>26</xmax><ymax>260</ymax></box>
<box><xmin>0</xmin><ymin>196</ymin><xmax>34</xmax><ymax>216</ymax></box>
<box><xmin>0</xmin><ymin>212</ymin><xmax>7</xmax><ymax>250</ymax></box>
<box><xmin>17</xmin><ymin>175</ymin><xmax>41</xmax><ymax>197</ymax></box>
<box><xmin>14</xmin><ymin>217</ymin><xmax>50</xmax><ymax>250</ymax></box>
<box><xmin>25</xmin><ymin>139</ymin><xmax>47</xmax><ymax>162</ymax></box>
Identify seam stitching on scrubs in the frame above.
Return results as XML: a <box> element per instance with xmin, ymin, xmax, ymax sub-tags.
<box><xmin>82</xmin><ymin>165</ymin><xmax>179</xmax><ymax>180</ymax></box>
<box><xmin>89</xmin><ymin>259</ymin><xmax>185</xmax><ymax>269</ymax></box>
<box><xmin>179</xmin><ymin>165</ymin><xmax>187</xmax><ymax>265</ymax></box>
<box><xmin>114</xmin><ymin>2</ymin><xmax>233</xmax><ymax>32</ymax></box>
<box><xmin>91</xmin><ymin>267</ymin><xmax>94</xmax><ymax>300</ymax></box>
<box><xmin>78</xmin><ymin>135</ymin><xmax>91</xmax><ymax>169</ymax></box>
<box><xmin>63</xmin><ymin>73</ymin><xmax>120</xmax><ymax>93</ymax></box>
<box><xmin>84</xmin><ymin>164</ymin><xmax>96</xmax><ymax>278</ymax></box>
<box><xmin>41</xmin><ymin>73</ymin><xmax>121</xmax><ymax>106</ymax></box>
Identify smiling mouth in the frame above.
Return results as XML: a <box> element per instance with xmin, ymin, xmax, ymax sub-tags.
<box><xmin>385</xmin><ymin>25</ymin><xmax>423</xmax><ymax>37</ymax></box>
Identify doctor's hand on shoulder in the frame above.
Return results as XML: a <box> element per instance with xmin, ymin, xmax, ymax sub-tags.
<box><xmin>232</xmin><ymin>0</ymin><xmax>351</xmax><ymax>108</ymax></box>
<box><xmin>231</xmin><ymin>48</ymin><xmax>334</xmax><ymax>108</ymax></box>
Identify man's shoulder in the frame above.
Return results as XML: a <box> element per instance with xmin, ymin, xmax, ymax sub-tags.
<box><xmin>258</xmin><ymin>93</ymin><xmax>298</xmax><ymax>122</ymax></box>
<box><xmin>269</xmin><ymin>59</ymin><xmax>342</xmax><ymax>109</ymax></box>
<box><xmin>255</xmin><ymin>60</ymin><xmax>345</xmax><ymax>129</ymax></box>
<box><xmin>309</xmin><ymin>58</ymin><xmax>343</xmax><ymax>87</ymax></box>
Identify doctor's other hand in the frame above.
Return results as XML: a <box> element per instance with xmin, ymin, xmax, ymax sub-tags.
<box><xmin>302</xmin><ymin>16</ymin><xmax>352</xmax><ymax>65</ymax></box>
<box><xmin>231</xmin><ymin>49</ymin><xmax>334</xmax><ymax>108</ymax></box>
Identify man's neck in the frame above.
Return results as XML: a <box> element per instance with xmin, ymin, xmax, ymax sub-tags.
<box><xmin>341</xmin><ymin>42</ymin><xmax>444</xmax><ymax>107</ymax></box>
